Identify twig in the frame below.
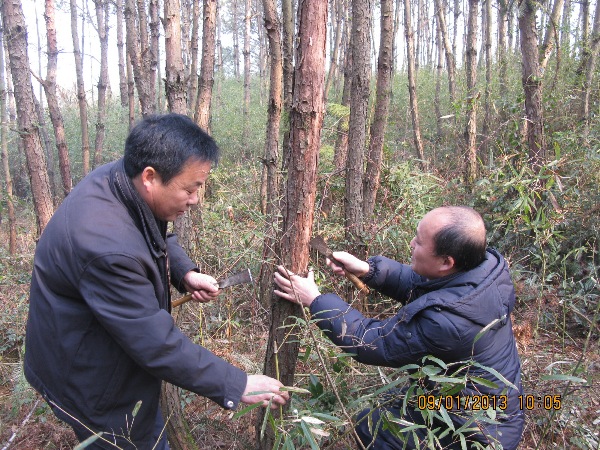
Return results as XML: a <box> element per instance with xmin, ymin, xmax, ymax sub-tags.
<box><xmin>1</xmin><ymin>398</ymin><xmax>40</xmax><ymax>450</ymax></box>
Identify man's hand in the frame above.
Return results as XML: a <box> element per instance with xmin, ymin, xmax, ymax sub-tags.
<box><xmin>182</xmin><ymin>271</ymin><xmax>219</xmax><ymax>303</ymax></box>
<box><xmin>273</xmin><ymin>265</ymin><xmax>321</xmax><ymax>307</ymax></box>
<box><xmin>241</xmin><ymin>374</ymin><xmax>290</xmax><ymax>409</ymax></box>
<box><xmin>326</xmin><ymin>251</ymin><xmax>370</xmax><ymax>278</ymax></box>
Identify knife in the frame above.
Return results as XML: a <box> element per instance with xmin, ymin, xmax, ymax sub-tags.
<box><xmin>309</xmin><ymin>235</ymin><xmax>370</xmax><ymax>294</ymax></box>
<box><xmin>172</xmin><ymin>268</ymin><xmax>254</xmax><ymax>308</ymax></box>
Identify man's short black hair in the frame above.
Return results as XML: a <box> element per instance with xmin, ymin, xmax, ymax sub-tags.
<box><xmin>433</xmin><ymin>206</ymin><xmax>487</xmax><ymax>271</ymax></box>
<box><xmin>124</xmin><ymin>113</ymin><xmax>219</xmax><ymax>183</ymax></box>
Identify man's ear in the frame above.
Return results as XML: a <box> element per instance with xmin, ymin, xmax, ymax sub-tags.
<box><xmin>140</xmin><ymin>166</ymin><xmax>158</xmax><ymax>190</ymax></box>
<box><xmin>440</xmin><ymin>255</ymin><xmax>456</xmax><ymax>273</ymax></box>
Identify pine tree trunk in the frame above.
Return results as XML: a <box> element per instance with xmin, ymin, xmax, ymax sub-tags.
<box><xmin>518</xmin><ymin>0</ymin><xmax>547</xmax><ymax>169</ymax></box>
<box><xmin>345</xmin><ymin>0</ymin><xmax>371</xmax><ymax>253</ymax></box>
<box><xmin>497</xmin><ymin>0</ymin><xmax>508</xmax><ymax>100</ymax></box>
<box><xmin>124</xmin><ymin>0</ymin><xmax>156</xmax><ymax>116</ymax></box>
<box><xmin>0</xmin><ymin>24</ymin><xmax>17</xmax><ymax>254</ymax></box>
<box><xmin>187</xmin><ymin>0</ymin><xmax>200</xmax><ymax>113</ymax></box>
<box><xmin>70</xmin><ymin>0</ymin><xmax>91</xmax><ymax>175</ymax></box>
<box><xmin>164</xmin><ymin>0</ymin><xmax>187</xmax><ymax>114</ymax></box>
<box><xmin>259</xmin><ymin>1</ymin><xmax>327</xmax><ymax>448</ymax></box>
<box><xmin>363</xmin><ymin>0</ymin><xmax>393</xmax><ymax>220</ymax></box>
<box><xmin>2</xmin><ymin>0</ymin><xmax>54</xmax><ymax>235</ymax></box>
<box><xmin>404</xmin><ymin>0</ymin><xmax>426</xmax><ymax>166</ymax></box>
<box><xmin>581</xmin><ymin>0</ymin><xmax>600</xmax><ymax>129</ymax></box>
<box><xmin>258</xmin><ymin>0</ymin><xmax>283</xmax><ymax>307</ymax></box>
<box><xmin>433</xmin><ymin>0</ymin><xmax>456</xmax><ymax>105</ymax></box>
<box><xmin>540</xmin><ymin>0</ymin><xmax>565</xmax><ymax>72</ymax></box>
<box><xmin>232</xmin><ymin>0</ymin><xmax>240</xmax><ymax>79</ymax></box>
<box><xmin>482</xmin><ymin>0</ymin><xmax>493</xmax><ymax>165</ymax></box>
<box><xmin>93</xmin><ymin>0</ymin><xmax>109</xmax><ymax>168</ymax></box>
<box><xmin>116</xmin><ymin>0</ymin><xmax>128</xmax><ymax>107</ymax></box>
<box><xmin>464</xmin><ymin>0</ymin><xmax>479</xmax><ymax>187</ymax></box>
<box><xmin>242</xmin><ymin>0</ymin><xmax>251</xmax><ymax>144</ymax></box>
<box><xmin>194</xmin><ymin>0</ymin><xmax>217</xmax><ymax>132</ymax></box>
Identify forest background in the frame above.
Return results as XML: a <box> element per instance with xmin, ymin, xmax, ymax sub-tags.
<box><xmin>0</xmin><ymin>0</ymin><xmax>598</xmax><ymax>448</ymax></box>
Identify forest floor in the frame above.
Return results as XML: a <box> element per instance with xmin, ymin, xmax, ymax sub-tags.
<box><xmin>0</xmin><ymin>218</ymin><xmax>598</xmax><ymax>449</ymax></box>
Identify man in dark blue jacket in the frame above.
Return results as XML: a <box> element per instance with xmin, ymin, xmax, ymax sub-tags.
<box><xmin>25</xmin><ymin>114</ymin><xmax>288</xmax><ymax>449</ymax></box>
<box><xmin>274</xmin><ymin>206</ymin><xmax>524</xmax><ymax>449</ymax></box>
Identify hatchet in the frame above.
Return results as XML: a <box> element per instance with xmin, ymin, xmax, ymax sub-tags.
<box><xmin>309</xmin><ymin>235</ymin><xmax>370</xmax><ymax>294</ymax></box>
<box><xmin>172</xmin><ymin>268</ymin><xmax>254</xmax><ymax>308</ymax></box>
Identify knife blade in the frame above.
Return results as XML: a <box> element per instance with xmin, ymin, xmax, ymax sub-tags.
<box><xmin>309</xmin><ymin>235</ymin><xmax>370</xmax><ymax>294</ymax></box>
<box><xmin>172</xmin><ymin>268</ymin><xmax>254</xmax><ymax>307</ymax></box>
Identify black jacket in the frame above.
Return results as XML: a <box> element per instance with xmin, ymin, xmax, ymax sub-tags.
<box><xmin>310</xmin><ymin>249</ymin><xmax>524</xmax><ymax>449</ymax></box>
<box><xmin>24</xmin><ymin>160</ymin><xmax>247</xmax><ymax>448</ymax></box>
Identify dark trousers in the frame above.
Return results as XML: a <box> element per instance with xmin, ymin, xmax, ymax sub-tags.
<box><xmin>67</xmin><ymin>408</ymin><xmax>170</xmax><ymax>450</ymax></box>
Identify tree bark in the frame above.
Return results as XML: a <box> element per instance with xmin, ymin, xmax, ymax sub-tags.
<box><xmin>187</xmin><ymin>0</ymin><xmax>200</xmax><ymax>113</ymax></box>
<box><xmin>497</xmin><ymin>0</ymin><xmax>509</xmax><ymax>99</ymax></box>
<box><xmin>70</xmin><ymin>0</ymin><xmax>91</xmax><ymax>175</ymax></box>
<box><xmin>259</xmin><ymin>1</ymin><xmax>327</xmax><ymax>448</ymax></box>
<box><xmin>581</xmin><ymin>0</ymin><xmax>600</xmax><ymax>127</ymax></box>
<box><xmin>194</xmin><ymin>0</ymin><xmax>217</xmax><ymax>132</ymax></box>
<box><xmin>0</xmin><ymin>23</ymin><xmax>17</xmax><ymax>254</ymax></box>
<box><xmin>433</xmin><ymin>0</ymin><xmax>456</xmax><ymax>106</ymax></box>
<box><xmin>124</xmin><ymin>0</ymin><xmax>156</xmax><ymax>116</ymax></box>
<box><xmin>363</xmin><ymin>0</ymin><xmax>393</xmax><ymax>220</ymax></box>
<box><xmin>280</xmin><ymin>0</ymin><xmax>294</xmax><ymax>166</ymax></box>
<box><xmin>2</xmin><ymin>0</ymin><xmax>54</xmax><ymax>235</ymax></box>
<box><xmin>404</xmin><ymin>0</ymin><xmax>426</xmax><ymax>166</ymax></box>
<box><xmin>258</xmin><ymin>0</ymin><xmax>283</xmax><ymax>307</ymax></box>
<box><xmin>518</xmin><ymin>0</ymin><xmax>547</xmax><ymax>169</ymax></box>
<box><xmin>242</xmin><ymin>0</ymin><xmax>251</xmax><ymax>144</ymax></box>
<box><xmin>539</xmin><ymin>0</ymin><xmax>565</xmax><ymax>72</ymax></box>
<box><xmin>116</xmin><ymin>0</ymin><xmax>128</xmax><ymax>107</ymax></box>
<box><xmin>149</xmin><ymin>0</ymin><xmax>160</xmax><ymax>111</ymax></box>
<box><xmin>42</xmin><ymin>0</ymin><xmax>72</xmax><ymax>198</ymax></box>
<box><xmin>482</xmin><ymin>0</ymin><xmax>492</xmax><ymax>165</ymax></box>
<box><xmin>345</xmin><ymin>0</ymin><xmax>371</xmax><ymax>252</ymax></box>
<box><xmin>232</xmin><ymin>0</ymin><xmax>240</xmax><ymax>79</ymax></box>
<box><xmin>464</xmin><ymin>0</ymin><xmax>479</xmax><ymax>187</ymax></box>
<box><xmin>164</xmin><ymin>0</ymin><xmax>187</xmax><ymax>114</ymax></box>
<box><xmin>325</xmin><ymin>0</ymin><xmax>345</xmax><ymax>101</ymax></box>
<box><xmin>93</xmin><ymin>0</ymin><xmax>109</xmax><ymax>168</ymax></box>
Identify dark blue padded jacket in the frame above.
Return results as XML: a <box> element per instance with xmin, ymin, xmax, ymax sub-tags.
<box><xmin>310</xmin><ymin>248</ymin><xmax>524</xmax><ymax>449</ymax></box>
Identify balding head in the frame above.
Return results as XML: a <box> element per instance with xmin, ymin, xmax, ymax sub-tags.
<box><xmin>427</xmin><ymin>206</ymin><xmax>487</xmax><ymax>271</ymax></box>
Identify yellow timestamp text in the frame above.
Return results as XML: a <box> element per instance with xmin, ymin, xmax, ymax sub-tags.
<box><xmin>417</xmin><ymin>394</ymin><xmax>508</xmax><ymax>411</ymax></box>
<box><xmin>518</xmin><ymin>394</ymin><xmax>562</xmax><ymax>410</ymax></box>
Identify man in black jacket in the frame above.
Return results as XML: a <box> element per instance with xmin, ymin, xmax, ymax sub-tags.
<box><xmin>25</xmin><ymin>114</ymin><xmax>288</xmax><ymax>449</ymax></box>
<box><xmin>274</xmin><ymin>206</ymin><xmax>524</xmax><ymax>449</ymax></box>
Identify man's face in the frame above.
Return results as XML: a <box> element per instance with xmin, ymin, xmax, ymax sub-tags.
<box><xmin>145</xmin><ymin>159</ymin><xmax>211</xmax><ymax>221</ymax></box>
<box><xmin>409</xmin><ymin>210</ymin><xmax>451</xmax><ymax>279</ymax></box>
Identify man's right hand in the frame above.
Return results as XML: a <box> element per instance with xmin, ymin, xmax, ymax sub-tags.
<box><xmin>241</xmin><ymin>374</ymin><xmax>290</xmax><ymax>409</ymax></box>
<box><xmin>327</xmin><ymin>251</ymin><xmax>370</xmax><ymax>278</ymax></box>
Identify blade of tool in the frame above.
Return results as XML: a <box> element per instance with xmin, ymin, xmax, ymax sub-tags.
<box><xmin>172</xmin><ymin>268</ymin><xmax>253</xmax><ymax>307</ymax></box>
<box><xmin>309</xmin><ymin>236</ymin><xmax>369</xmax><ymax>294</ymax></box>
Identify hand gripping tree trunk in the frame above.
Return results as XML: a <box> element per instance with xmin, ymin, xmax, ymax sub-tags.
<box><xmin>258</xmin><ymin>1</ymin><xmax>327</xmax><ymax>448</ymax></box>
<box><xmin>2</xmin><ymin>0</ymin><xmax>54</xmax><ymax>235</ymax></box>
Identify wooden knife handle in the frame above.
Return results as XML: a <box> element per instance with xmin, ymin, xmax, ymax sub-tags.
<box><xmin>342</xmin><ymin>269</ymin><xmax>370</xmax><ymax>294</ymax></box>
<box><xmin>172</xmin><ymin>293</ymin><xmax>193</xmax><ymax>308</ymax></box>
<box><xmin>328</xmin><ymin>255</ymin><xmax>370</xmax><ymax>294</ymax></box>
